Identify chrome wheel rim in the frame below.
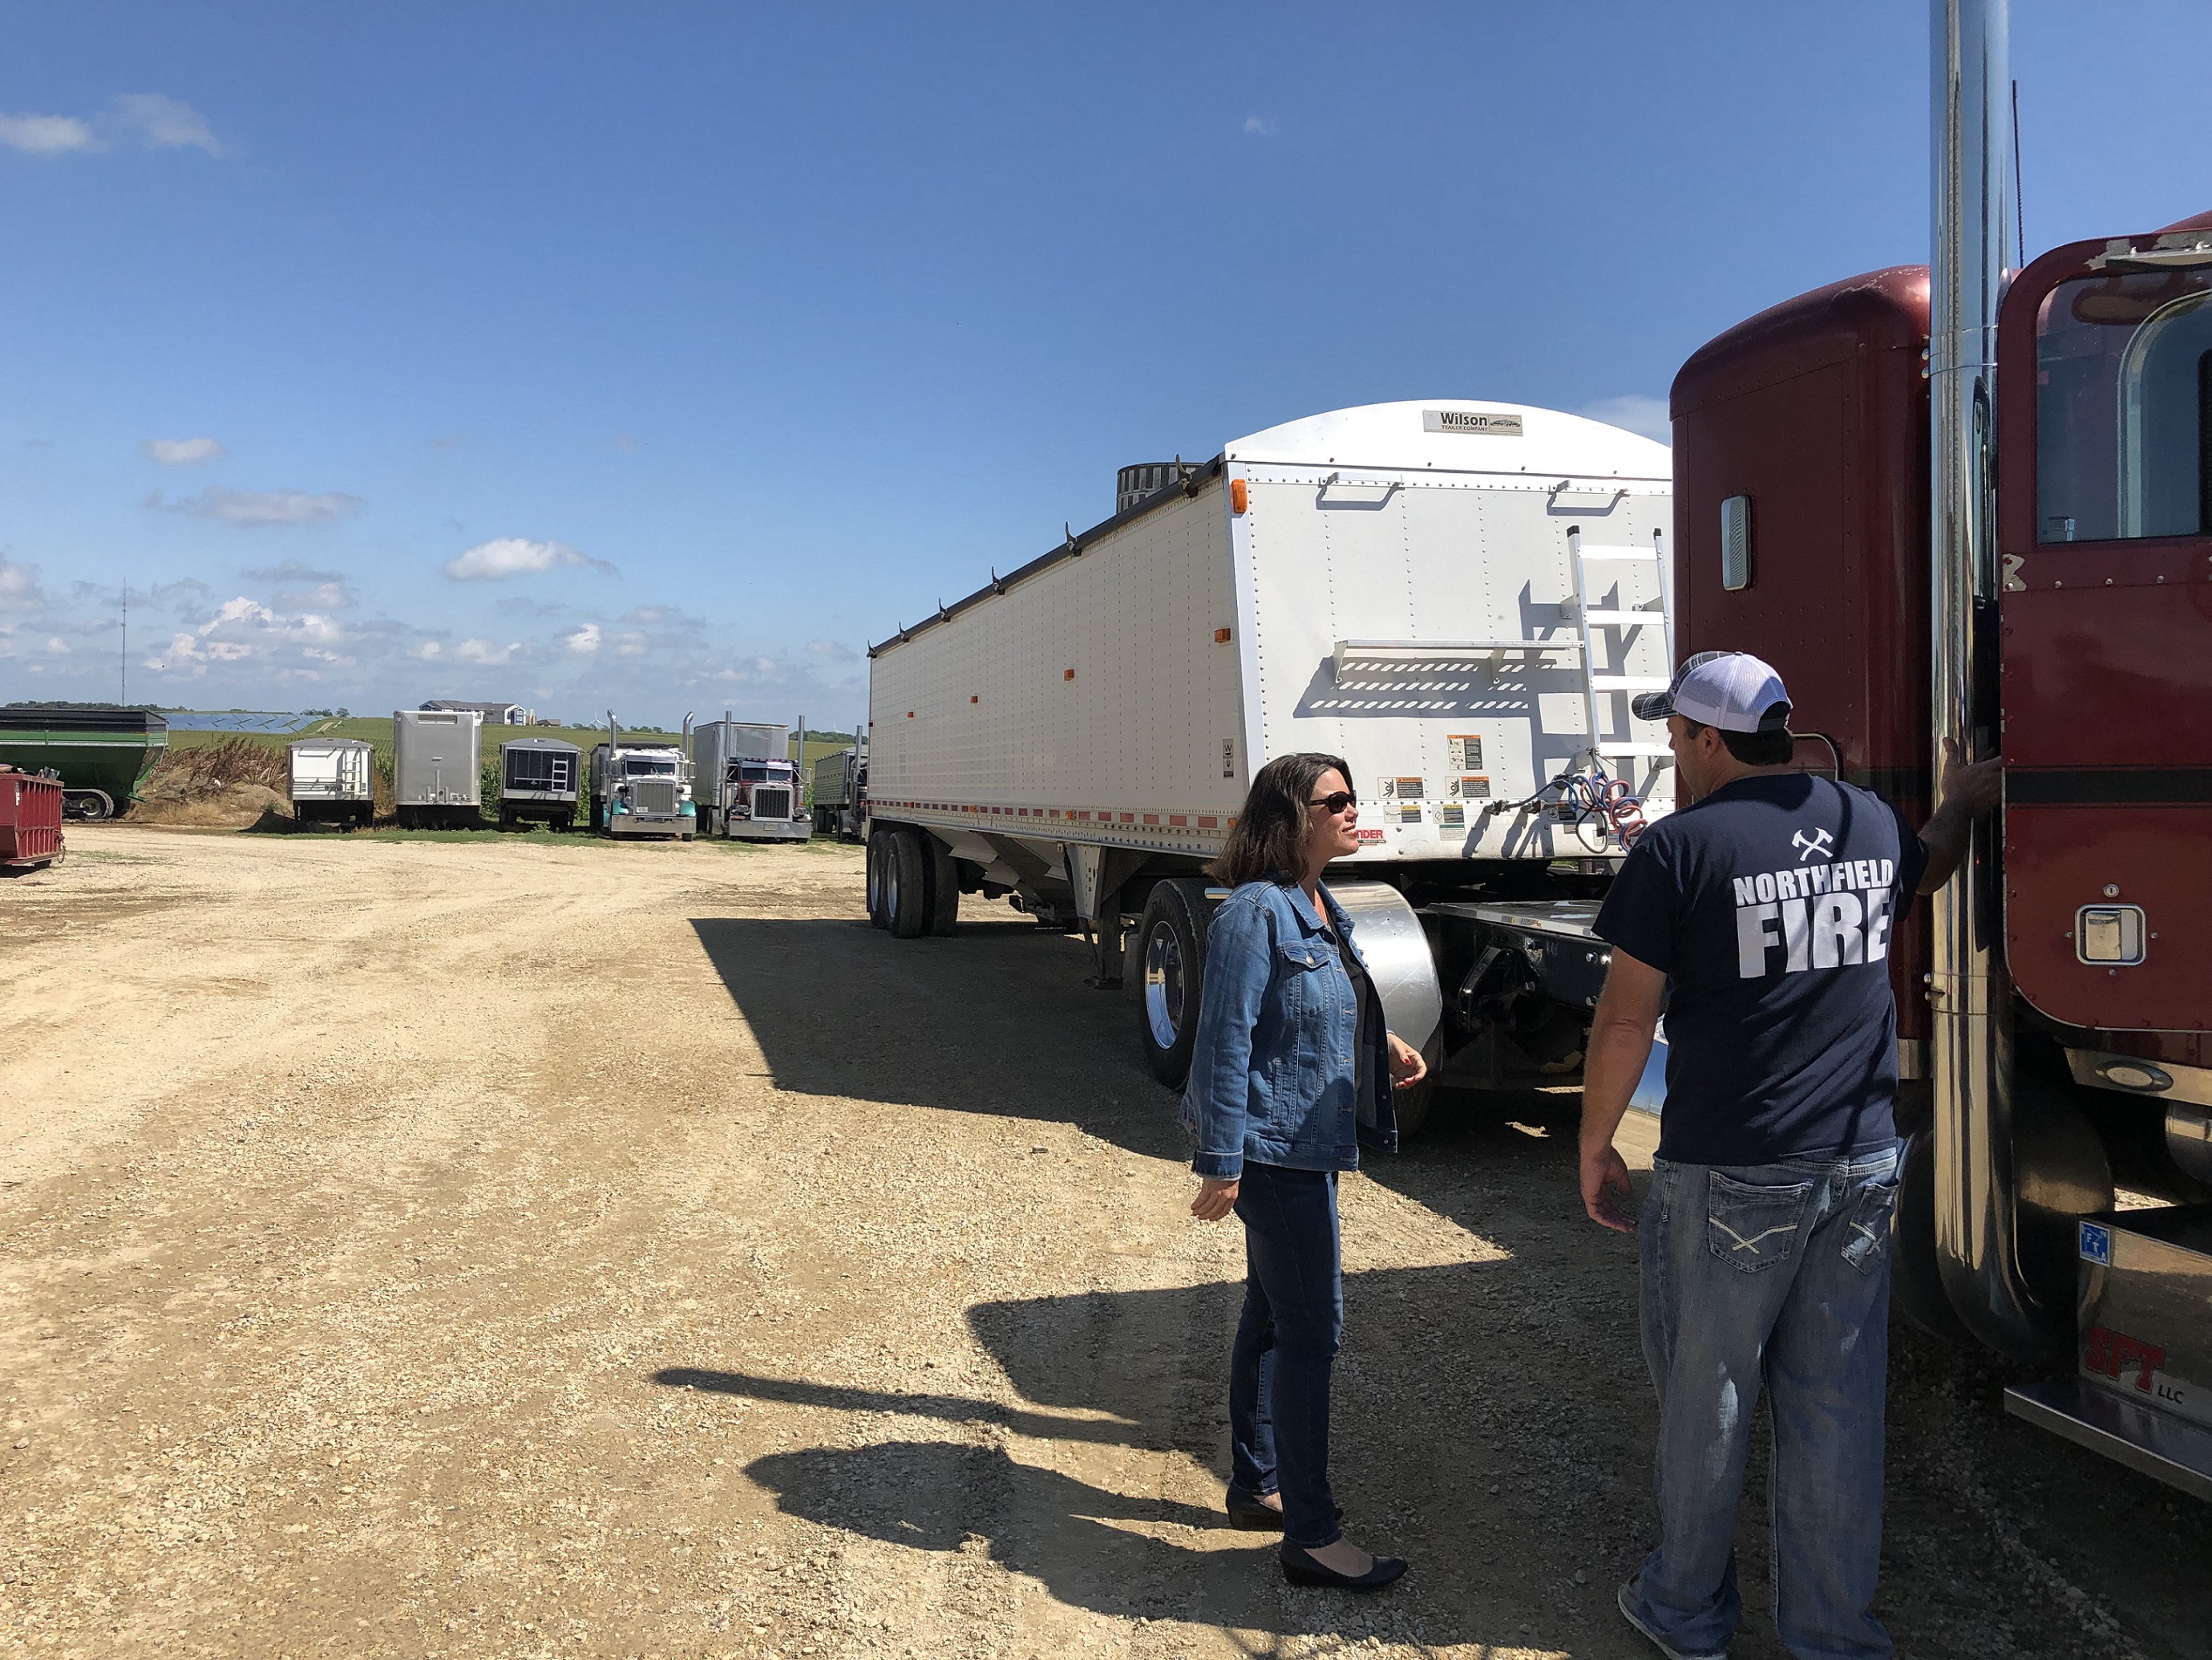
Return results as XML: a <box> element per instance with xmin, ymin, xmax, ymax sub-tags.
<box><xmin>1143</xmin><ymin>921</ymin><xmax>1184</xmax><ymax>1051</ymax></box>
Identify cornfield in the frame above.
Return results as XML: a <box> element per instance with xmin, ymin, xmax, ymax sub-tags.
<box><xmin>140</xmin><ymin>736</ymin><xmax>292</xmax><ymax>801</ymax></box>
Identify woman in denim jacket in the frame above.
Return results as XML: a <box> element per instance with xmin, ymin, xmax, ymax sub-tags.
<box><xmin>1183</xmin><ymin>751</ymin><xmax>1426</xmax><ymax>1591</ymax></box>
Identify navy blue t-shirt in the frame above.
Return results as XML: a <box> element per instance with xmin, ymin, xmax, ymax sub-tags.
<box><xmin>1592</xmin><ymin>773</ymin><xmax>1928</xmax><ymax>1164</ymax></box>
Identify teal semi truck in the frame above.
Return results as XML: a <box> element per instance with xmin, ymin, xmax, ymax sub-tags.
<box><xmin>0</xmin><ymin>707</ymin><xmax>168</xmax><ymax>820</ymax></box>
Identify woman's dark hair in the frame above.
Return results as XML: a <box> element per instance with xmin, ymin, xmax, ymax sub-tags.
<box><xmin>1207</xmin><ymin>751</ymin><xmax>1352</xmax><ymax>885</ymax></box>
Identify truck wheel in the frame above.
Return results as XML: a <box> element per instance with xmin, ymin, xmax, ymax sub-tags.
<box><xmin>925</xmin><ymin>838</ymin><xmax>960</xmax><ymax>936</ymax></box>
<box><xmin>866</xmin><ymin>831</ymin><xmax>891</xmax><ymax>928</ymax></box>
<box><xmin>1136</xmin><ymin>878</ymin><xmax>1212</xmax><ymax>1089</ymax></box>
<box><xmin>887</xmin><ymin>829</ymin><xmax>931</xmax><ymax>938</ymax></box>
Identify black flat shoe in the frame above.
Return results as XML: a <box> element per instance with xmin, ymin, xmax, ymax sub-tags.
<box><xmin>1280</xmin><ymin>1542</ymin><xmax>1407</xmax><ymax>1592</ymax></box>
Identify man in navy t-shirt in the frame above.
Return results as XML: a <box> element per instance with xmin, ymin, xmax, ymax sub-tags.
<box><xmin>1577</xmin><ymin>652</ymin><xmax>2000</xmax><ymax>1660</ymax></box>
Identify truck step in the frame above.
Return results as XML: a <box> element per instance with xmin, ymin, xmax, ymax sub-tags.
<box><xmin>2005</xmin><ymin>1378</ymin><xmax>2212</xmax><ymax>1503</ymax></box>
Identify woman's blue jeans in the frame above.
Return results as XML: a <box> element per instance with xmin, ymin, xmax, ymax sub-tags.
<box><xmin>1228</xmin><ymin>1162</ymin><xmax>1345</xmax><ymax>1550</ymax></box>
<box><xmin>1628</xmin><ymin>1143</ymin><xmax>1901</xmax><ymax>1660</ymax></box>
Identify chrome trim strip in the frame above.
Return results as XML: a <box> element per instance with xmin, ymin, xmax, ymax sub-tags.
<box><xmin>1930</xmin><ymin>0</ymin><xmax>2056</xmax><ymax>1360</ymax></box>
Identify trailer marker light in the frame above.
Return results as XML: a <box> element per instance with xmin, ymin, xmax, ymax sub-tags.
<box><xmin>1214</xmin><ymin>628</ymin><xmax>1232</xmax><ymax>643</ymax></box>
<box><xmin>1063</xmin><ymin>669</ymin><xmax>1075</xmax><ymax>680</ymax></box>
<box><xmin>970</xmin><ymin>695</ymin><xmax>978</xmax><ymax>703</ymax></box>
<box><xmin>1169</xmin><ymin>815</ymin><xmax>1187</xmax><ymax>827</ymax></box>
<box><xmin>1231</xmin><ymin>479</ymin><xmax>1248</xmax><ymax>515</ymax></box>
<box><xmin>1198</xmin><ymin>816</ymin><xmax>1218</xmax><ymax>828</ymax></box>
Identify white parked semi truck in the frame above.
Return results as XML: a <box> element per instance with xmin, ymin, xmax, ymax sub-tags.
<box><xmin>863</xmin><ymin>399</ymin><xmax>1676</xmax><ymax>1130</ymax></box>
<box><xmin>590</xmin><ymin>721</ymin><xmax>695</xmax><ymax>840</ymax></box>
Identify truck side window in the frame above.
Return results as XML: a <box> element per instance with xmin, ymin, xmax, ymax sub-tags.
<box><xmin>2036</xmin><ymin>269</ymin><xmax>2212</xmax><ymax>543</ymax></box>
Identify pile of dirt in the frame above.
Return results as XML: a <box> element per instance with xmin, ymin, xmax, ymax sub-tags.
<box><xmin>130</xmin><ymin>739</ymin><xmax>296</xmax><ymax>828</ymax></box>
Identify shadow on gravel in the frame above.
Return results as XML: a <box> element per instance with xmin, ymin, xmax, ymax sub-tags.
<box><xmin>657</xmin><ymin>1265</ymin><xmax>1579</xmax><ymax>1650</ymax></box>
<box><xmin>689</xmin><ymin>916</ymin><xmax>1182</xmax><ymax>1162</ymax></box>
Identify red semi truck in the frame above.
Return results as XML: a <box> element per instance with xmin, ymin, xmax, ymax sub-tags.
<box><xmin>1671</xmin><ymin>0</ymin><xmax>2210</xmax><ymax>1498</ymax></box>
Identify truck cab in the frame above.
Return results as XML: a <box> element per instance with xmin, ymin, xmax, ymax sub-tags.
<box><xmin>1670</xmin><ymin>209</ymin><xmax>2212</xmax><ymax>1499</ymax></box>
<box><xmin>590</xmin><ymin>742</ymin><xmax>695</xmax><ymax>840</ymax></box>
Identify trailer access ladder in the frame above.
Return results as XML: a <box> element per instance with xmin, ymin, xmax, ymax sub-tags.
<box><xmin>1566</xmin><ymin>524</ymin><xmax>1673</xmax><ymax>782</ymax></box>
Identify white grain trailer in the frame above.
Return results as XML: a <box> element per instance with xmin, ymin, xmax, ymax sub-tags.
<box><xmin>864</xmin><ymin>399</ymin><xmax>1678</xmax><ymax>1128</ymax></box>
<box><xmin>811</xmin><ymin>743</ymin><xmax>865</xmax><ymax>840</ymax></box>
<box><xmin>392</xmin><ymin>708</ymin><xmax>483</xmax><ymax>829</ymax></box>
<box><xmin>498</xmin><ymin>737</ymin><xmax>581</xmax><ymax>829</ymax></box>
<box><xmin>288</xmin><ymin>738</ymin><xmax>375</xmax><ymax>828</ymax></box>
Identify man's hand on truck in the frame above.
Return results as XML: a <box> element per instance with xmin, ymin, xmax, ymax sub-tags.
<box><xmin>1579</xmin><ymin>946</ymin><xmax>1668</xmax><ymax>1234</ymax></box>
<box><xmin>1917</xmin><ymin>737</ymin><xmax>2005</xmax><ymax>896</ymax></box>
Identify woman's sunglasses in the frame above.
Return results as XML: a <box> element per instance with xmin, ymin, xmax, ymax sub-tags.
<box><xmin>1306</xmin><ymin>791</ymin><xmax>1358</xmax><ymax>816</ymax></box>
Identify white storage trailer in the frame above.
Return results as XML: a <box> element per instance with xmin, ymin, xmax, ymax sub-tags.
<box><xmin>498</xmin><ymin>737</ymin><xmax>581</xmax><ymax>829</ymax></box>
<box><xmin>811</xmin><ymin>743</ymin><xmax>865</xmax><ymax>839</ymax></box>
<box><xmin>865</xmin><ymin>399</ymin><xmax>1677</xmax><ymax>1124</ymax></box>
<box><xmin>288</xmin><ymin>738</ymin><xmax>375</xmax><ymax>828</ymax></box>
<box><xmin>694</xmin><ymin>719</ymin><xmax>810</xmax><ymax>842</ymax></box>
<box><xmin>392</xmin><ymin>708</ymin><xmax>483</xmax><ymax>828</ymax></box>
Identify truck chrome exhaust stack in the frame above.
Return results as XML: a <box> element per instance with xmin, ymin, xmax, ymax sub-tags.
<box><xmin>1928</xmin><ymin>0</ymin><xmax>2053</xmax><ymax>1359</ymax></box>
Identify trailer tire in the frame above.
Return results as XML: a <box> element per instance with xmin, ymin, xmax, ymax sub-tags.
<box><xmin>925</xmin><ymin>837</ymin><xmax>960</xmax><ymax>936</ymax></box>
<box><xmin>866</xmin><ymin>832</ymin><xmax>891</xmax><ymax>928</ymax></box>
<box><xmin>886</xmin><ymin>829</ymin><xmax>930</xmax><ymax>938</ymax></box>
<box><xmin>1136</xmin><ymin>877</ymin><xmax>1212</xmax><ymax>1089</ymax></box>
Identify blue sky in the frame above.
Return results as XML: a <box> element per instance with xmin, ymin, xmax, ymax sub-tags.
<box><xmin>2</xmin><ymin>2</ymin><xmax>2206</xmax><ymax>726</ymax></box>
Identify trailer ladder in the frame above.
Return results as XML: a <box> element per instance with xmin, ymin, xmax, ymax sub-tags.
<box><xmin>1566</xmin><ymin>525</ymin><xmax>1673</xmax><ymax>776</ymax></box>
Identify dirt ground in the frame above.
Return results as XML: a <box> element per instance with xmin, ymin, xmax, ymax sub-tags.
<box><xmin>2</xmin><ymin>828</ymin><xmax>2206</xmax><ymax>1660</ymax></box>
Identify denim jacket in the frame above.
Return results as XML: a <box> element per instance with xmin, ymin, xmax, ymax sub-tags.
<box><xmin>1180</xmin><ymin>878</ymin><xmax>1397</xmax><ymax>1179</ymax></box>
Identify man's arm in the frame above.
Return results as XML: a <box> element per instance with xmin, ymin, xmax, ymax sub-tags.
<box><xmin>1579</xmin><ymin>946</ymin><xmax>1668</xmax><ymax>1233</ymax></box>
<box><xmin>1919</xmin><ymin>736</ymin><xmax>2004</xmax><ymax>895</ymax></box>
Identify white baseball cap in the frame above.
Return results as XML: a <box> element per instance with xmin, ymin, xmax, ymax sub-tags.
<box><xmin>1632</xmin><ymin>650</ymin><xmax>1792</xmax><ymax>734</ymax></box>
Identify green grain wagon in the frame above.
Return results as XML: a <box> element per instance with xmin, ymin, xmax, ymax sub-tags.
<box><xmin>0</xmin><ymin>708</ymin><xmax>168</xmax><ymax>820</ymax></box>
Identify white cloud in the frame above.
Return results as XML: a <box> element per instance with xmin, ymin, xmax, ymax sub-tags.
<box><xmin>0</xmin><ymin>554</ymin><xmax>45</xmax><ymax>611</ymax></box>
<box><xmin>804</xmin><ymin>638</ymin><xmax>857</xmax><ymax>662</ymax></box>
<box><xmin>1243</xmin><ymin>115</ymin><xmax>1276</xmax><ymax>136</ymax></box>
<box><xmin>112</xmin><ymin>93</ymin><xmax>224</xmax><ymax>156</ymax></box>
<box><xmin>455</xmin><ymin>638</ymin><xmax>520</xmax><ymax>664</ymax></box>
<box><xmin>160</xmin><ymin>487</ymin><xmax>365</xmax><ymax>526</ymax></box>
<box><xmin>443</xmin><ymin>536</ymin><xmax>616</xmax><ymax>581</ymax></box>
<box><xmin>142</xmin><ymin>436</ymin><xmax>226</xmax><ymax>466</ymax></box>
<box><xmin>1577</xmin><ymin>395</ymin><xmax>1672</xmax><ymax>445</ymax></box>
<box><xmin>0</xmin><ymin>112</ymin><xmax>96</xmax><ymax>155</ymax></box>
<box><xmin>43</xmin><ymin>637</ymin><xmax>69</xmax><ymax>656</ymax></box>
<box><xmin>561</xmin><ymin>623</ymin><xmax>601</xmax><ymax>654</ymax></box>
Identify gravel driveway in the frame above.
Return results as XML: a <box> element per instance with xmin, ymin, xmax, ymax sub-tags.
<box><xmin>2</xmin><ymin>828</ymin><xmax>2204</xmax><ymax>1658</ymax></box>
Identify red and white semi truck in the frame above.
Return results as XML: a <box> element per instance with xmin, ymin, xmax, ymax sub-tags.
<box><xmin>1667</xmin><ymin>0</ymin><xmax>2210</xmax><ymax>1497</ymax></box>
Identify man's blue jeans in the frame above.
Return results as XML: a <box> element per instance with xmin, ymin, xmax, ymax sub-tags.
<box><xmin>1228</xmin><ymin>1162</ymin><xmax>1345</xmax><ymax>1550</ymax></box>
<box><xmin>1627</xmin><ymin>1143</ymin><xmax>1901</xmax><ymax>1660</ymax></box>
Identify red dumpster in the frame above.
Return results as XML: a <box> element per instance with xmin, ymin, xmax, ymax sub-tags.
<box><xmin>0</xmin><ymin>767</ymin><xmax>65</xmax><ymax>870</ymax></box>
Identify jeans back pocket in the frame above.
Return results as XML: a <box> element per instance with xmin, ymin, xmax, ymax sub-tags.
<box><xmin>1705</xmin><ymin>1171</ymin><xmax>1814</xmax><ymax>1273</ymax></box>
<box><xmin>1840</xmin><ymin>1169</ymin><xmax>1900</xmax><ymax>1273</ymax></box>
